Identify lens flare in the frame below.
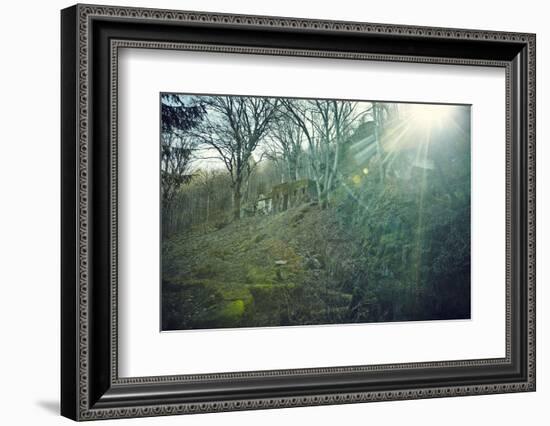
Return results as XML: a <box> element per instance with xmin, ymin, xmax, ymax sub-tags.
<box><xmin>405</xmin><ymin>104</ymin><xmax>454</xmax><ymax>130</ymax></box>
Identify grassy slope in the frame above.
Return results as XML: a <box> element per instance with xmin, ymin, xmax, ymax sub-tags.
<box><xmin>162</xmin><ymin>203</ymin><xmax>355</xmax><ymax>330</ymax></box>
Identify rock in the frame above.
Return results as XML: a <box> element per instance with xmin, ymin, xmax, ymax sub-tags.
<box><xmin>311</xmin><ymin>257</ymin><xmax>322</xmax><ymax>269</ymax></box>
<box><xmin>306</xmin><ymin>257</ymin><xmax>321</xmax><ymax>269</ymax></box>
<box><xmin>274</xmin><ymin>260</ymin><xmax>288</xmax><ymax>266</ymax></box>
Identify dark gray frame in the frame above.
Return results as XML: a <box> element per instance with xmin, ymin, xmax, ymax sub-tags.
<box><xmin>61</xmin><ymin>4</ymin><xmax>536</xmax><ymax>421</ymax></box>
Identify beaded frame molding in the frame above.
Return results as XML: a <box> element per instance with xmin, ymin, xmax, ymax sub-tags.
<box><xmin>61</xmin><ymin>3</ymin><xmax>536</xmax><ymax>421</ymax></box>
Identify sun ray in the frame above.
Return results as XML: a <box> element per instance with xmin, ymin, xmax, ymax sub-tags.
<box><xmin>412</xmin><ymin>125</ymin><xmax>432</xmax><ymax>305</ymax></box>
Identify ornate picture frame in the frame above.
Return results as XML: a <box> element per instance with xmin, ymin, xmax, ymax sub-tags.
<box><xmin>61</xmin><ymin>4</ymin><xmax>535</xmax><ymax>421</ymax></box>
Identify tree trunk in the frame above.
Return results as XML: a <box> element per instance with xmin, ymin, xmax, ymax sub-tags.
<box><xmin>289</xmin><ymin>158</ymin><xmax>298</xmax><ymax>182</ymax></box>
<box><xmin>233</xmin><ymin>181</ymin><xmax>242</xmax><ymax>220</ymax></box>
<box><xmin>325</xmin><ymin>138</ymin><xmax>341</xmax><ymax>205</ymax></box>
<box><xmin>373</xmin><ymin>105</ymin><xmax>385</xmax><ymax>183</ymax></box>
<box><xmin>314</xmin><ymin>179</ymin><xmax>324</xmax><ymax>209</ymax></box>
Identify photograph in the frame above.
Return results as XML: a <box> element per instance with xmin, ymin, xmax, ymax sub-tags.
<box><xmin>160</xmin><ymin>94</ymin><xmax>472</xmax><ymax>331</ymax></box>
<box><xmin>57</xmin><ymin>3</ymin><xmax>536</xmax><ymax>421</ymax></box>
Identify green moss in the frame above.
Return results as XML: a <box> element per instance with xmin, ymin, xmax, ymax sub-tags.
<box><xmin>220</xmin><ymin>299</ymin><xmax>245</xmax><ymax>318</ymax></box>
<box><xmin>246</xmin><ymin>266</ymin><xmax>276</xmax><ymax>285</ymax></box>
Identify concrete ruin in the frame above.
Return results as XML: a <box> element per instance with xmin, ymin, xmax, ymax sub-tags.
<box><xmin>256</xmin><ymin>179</ymin><xmax>317</xmax><ymax>215</ymax></box>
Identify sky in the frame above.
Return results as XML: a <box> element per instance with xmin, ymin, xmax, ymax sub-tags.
<box><xmin>161</xmin><ymin>93</ymin><xmax>469</xmax><ymax>174</ymax></box>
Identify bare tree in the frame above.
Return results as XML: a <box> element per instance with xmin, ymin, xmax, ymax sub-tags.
<box><xmin>282</xmin><ymin>99</ymin><xmax>365</xmax><ymax>207</ymax></box>
<box><xmin>266</xmin><ymin>116</ymin><xmax>304</xmax><ymax>182</ymax></box>
<box><xmin>195</xmin><ymin>169</ymin><xmax>218</xmax><ymax>222</ymax></box>
<box><xmin>196</xmin><ymin>96</ymin><xmax>280</xmax><ymax>219</ymax></box>
<box><xmin>371</xmin><ymin>102</ymin><xmax>399</xmax><ymax>183</ymax></box>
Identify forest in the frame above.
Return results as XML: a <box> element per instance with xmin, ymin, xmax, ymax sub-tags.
<box><xmin>160</xmin><ymin>93</ymin><xmax>471</xmax><ymax>331</ymax></box>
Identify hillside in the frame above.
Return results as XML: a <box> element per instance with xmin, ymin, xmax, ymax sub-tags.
<box><xmin>162</xmin><ymin>203</ymin><xmax>361</xmax><ymax>330</ymax></box>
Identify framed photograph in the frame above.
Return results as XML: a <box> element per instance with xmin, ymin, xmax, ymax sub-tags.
<box><xmin>61</xmin><ymin>4</ymin><xmax>536</xmax><ymax>421</ymax></box>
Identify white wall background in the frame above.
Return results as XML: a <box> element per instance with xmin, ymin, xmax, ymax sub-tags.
<box><xmin>0</xmin><ymin>0</ymin><xmax>546</xmax><ymax>424</ymax></box>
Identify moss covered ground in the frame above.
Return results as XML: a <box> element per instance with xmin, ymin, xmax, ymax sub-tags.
<box><xmin>162</xmin><ymin>203</ymin><xmax>356</xmax><ymax>330</ymax></box>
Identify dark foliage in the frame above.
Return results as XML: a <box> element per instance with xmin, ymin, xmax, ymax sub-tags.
<box><xmin>161</xmin><ymin>94</ymin><xmax>205</xmax><ymax>134</ymax></box>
